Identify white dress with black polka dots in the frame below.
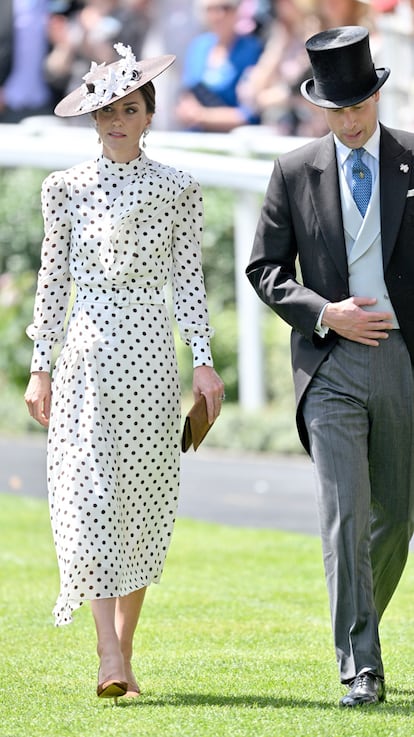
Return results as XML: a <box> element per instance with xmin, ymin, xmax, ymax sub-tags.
<box><xmin>27</xmin><ymin>152</ymin><xmax>213</xmax><ymax>625</ymax></box>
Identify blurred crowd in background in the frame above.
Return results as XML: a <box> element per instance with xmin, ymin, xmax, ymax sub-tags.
<box><xmin>0</xmin><ymin>0</ymin><xmax>413</xmax><ymax>137</ymax></box>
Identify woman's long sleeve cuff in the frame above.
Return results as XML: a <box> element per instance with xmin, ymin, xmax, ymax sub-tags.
<box><xmin>30</xmin><ymin>340</ymin><xmax>53</xmax><ymax>373</ymax></box>
<box><xmin>191</xmin><ymin>335</ymin><xmax>213</xmax><ymax>367</ymax></box>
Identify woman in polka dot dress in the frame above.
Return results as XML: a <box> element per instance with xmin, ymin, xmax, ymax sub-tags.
<box><xmin>24</xmin><ymin>44</ymin><xmax>224</xmax><ymax>703</ymax></box>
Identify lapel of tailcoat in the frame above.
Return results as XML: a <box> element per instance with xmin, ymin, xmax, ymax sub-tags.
<box><xmin>304</xmin><ymin>134</ymin><xmax>348</xmax><ymax>287</ymax></box>
<box><xmin>341</xmin><ymin>172</ymin><xmax>380</xmax><ymax>264</ymax></box>
<box><xmin>304</xmin><ymin>127</ymin><xmax>413</xmax><ymax>283</ymax></box>
<box><xmin>379</xmin><ymin>124</ymin><xmax>413</xmax><ymax>271</ymax></box>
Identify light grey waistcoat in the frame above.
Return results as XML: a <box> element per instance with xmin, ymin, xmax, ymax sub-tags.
<box><xmin>339</xmin><ymin>165</ymin><xmax>399</xmax><ymax>328</ymax></box>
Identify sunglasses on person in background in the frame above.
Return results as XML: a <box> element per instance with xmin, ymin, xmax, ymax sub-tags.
<box><xmin>205</xmin><ymin>4</ymin><xmax>236</xmax><ymax>11</ymax></box>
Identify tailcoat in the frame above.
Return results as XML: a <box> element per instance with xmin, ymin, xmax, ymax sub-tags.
<box><xmin>247</xmin><ymin>124</ymin><xmax>414</xmax><ymax>452</ymax></box>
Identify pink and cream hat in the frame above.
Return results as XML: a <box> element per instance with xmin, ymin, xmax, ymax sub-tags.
<box><xmin>54</xmin><ymin>43</ymin><xmax>175</xmax><ymax>118</ymax></box>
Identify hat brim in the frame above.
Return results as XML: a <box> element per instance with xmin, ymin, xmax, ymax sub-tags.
<box><xmin>54</xmin><ymin>54</ymin><xmax>176</xmax><ymax>117</ymax></box>
<box><xmin>300</xmin><ymin>67</ymin><xmax>390</xmax><ymax>108</ymax></box>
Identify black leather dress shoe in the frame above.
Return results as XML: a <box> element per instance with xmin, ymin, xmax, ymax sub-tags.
<box><xmin>339</xmin><ymin>672</ymin><xmax>386</xmax><ymax>707</ymax></box>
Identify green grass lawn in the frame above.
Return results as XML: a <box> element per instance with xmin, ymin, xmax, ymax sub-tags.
<box><xmin>1</xmin><ymin>493</ymin><xmax>414</xmax><ymax>737</ymax></box>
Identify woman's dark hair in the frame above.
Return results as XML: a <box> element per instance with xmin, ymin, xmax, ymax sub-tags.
<box><xmin>140</xmin><ymin>81</ymin><xmax>156</xmax><ymax>114</ymax></box>
<box><xmin>91</xmin><ymin>80</ymin><xmax>156</xmax><ymax>119</ymax></box>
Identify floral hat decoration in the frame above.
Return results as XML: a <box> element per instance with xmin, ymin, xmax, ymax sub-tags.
<box><xmin>54</xmin><ymin>43</ymin><xmax>176</xmax><ymax>117</ymax></box>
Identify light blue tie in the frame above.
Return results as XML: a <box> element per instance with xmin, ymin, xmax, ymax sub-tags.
<box><xmin>351</xmin><ymin>148</ymin><xmax>372</xmax><ymax>217</ymax></box>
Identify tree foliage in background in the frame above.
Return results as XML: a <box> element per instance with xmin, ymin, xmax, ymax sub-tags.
<box><xmin>202</xmin><ymin>186</ymin><xmax>235</xmax><ymax>309</ymax></box>
<box><xmin>0</xmin><ymin>168</ymin><xmax>48</xmax><ymax>403</ymax></box>
<box><xmin>0</xmin><ymin>271</ymin><xmax>37</xmax><ymax>387</ymax></box>
<box><xmin>0</xmin><ymin>168</ymin><xmax>47</xmax><ymax>274</ymax></box>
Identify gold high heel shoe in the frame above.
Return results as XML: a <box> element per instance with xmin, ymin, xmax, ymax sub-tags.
<box><xmin>97</xmin><ymin>678</ymin><xmax>128</xmax><ymax>705</ymax></box>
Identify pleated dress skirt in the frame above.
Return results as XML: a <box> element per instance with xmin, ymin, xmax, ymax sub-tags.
<box><xmin>47</xmin><ymin>289</ymin><xmax>181</xmax><ymax>625</ymax></box>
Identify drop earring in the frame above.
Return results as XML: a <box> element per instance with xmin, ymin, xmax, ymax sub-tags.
<box><xmin>141</xmin><ymin>127</ymin><xmax>149</xmax><ymax>149</ymax></box>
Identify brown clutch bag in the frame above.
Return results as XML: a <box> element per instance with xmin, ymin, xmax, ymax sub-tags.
<box><xmin>181</xmin><ymin>395</ymin><xmax>213</xmax><ymax>452</ymax></box>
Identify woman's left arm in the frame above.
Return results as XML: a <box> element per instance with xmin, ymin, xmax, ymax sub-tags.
<box><xmin>171</xmin><ymin>178</ymin><xmax>224</xmax><ymax>422</ymax></box>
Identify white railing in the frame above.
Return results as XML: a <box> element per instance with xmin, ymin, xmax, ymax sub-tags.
<box><xmin>0</xmin><ymin>118</ymin><xmax>312</xmax><ymax>409</ymax></box>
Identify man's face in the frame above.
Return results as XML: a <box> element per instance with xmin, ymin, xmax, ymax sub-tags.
<box><xmin>324</xmin><ymin>91</ymin><xmax>380</xmax><ymax>148</ymax></box>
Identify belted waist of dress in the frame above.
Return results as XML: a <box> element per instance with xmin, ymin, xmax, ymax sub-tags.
<box><xmin>75</xmin><ymin>285</ymin><xmax>165</xmax><ymax>307</ymax></box>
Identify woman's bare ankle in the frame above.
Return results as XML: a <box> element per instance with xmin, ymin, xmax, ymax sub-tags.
<box><xmin>97</xmin><ymin>643</ymin><xmax>126</xmax><ymax>684</ymax></box>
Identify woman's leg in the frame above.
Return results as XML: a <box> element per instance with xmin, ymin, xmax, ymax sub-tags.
<box><xmin>90</xmin><ymin>598</ymin><xmax>126</xmax><ymax>689</ymax></box>
<box><xmin>115</xmin><ymin>587</ymin><xmax>147</xmax><ymax>694</ymax></box>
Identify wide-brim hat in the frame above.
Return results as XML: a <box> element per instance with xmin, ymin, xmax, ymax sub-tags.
<box><xmin>300</xmin><ymin>26</ymin><xmax>390</xmax><ymax>109</ymax></box>
<box><xmin>54</xmin><ymin>43</ymin><xmax>175</xmax><ymax>117</ymax></box>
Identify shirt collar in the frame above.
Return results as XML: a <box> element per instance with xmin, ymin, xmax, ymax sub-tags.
<box><xmin>334</xmin><ymin>124</ymin><xmax>380</xmax><ymax>167</ymax></box>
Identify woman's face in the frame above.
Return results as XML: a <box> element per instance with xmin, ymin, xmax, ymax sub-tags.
<box><xmin>94</xmin><ymin>88</ymin><xmax>153</xmax><ymax>163</ymax></box>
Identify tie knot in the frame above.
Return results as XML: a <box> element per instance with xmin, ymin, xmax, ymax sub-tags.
<box><xmin>353</xmin><ymin>147</ymin><xmax>365</xmax><ymax>164</ymax></box>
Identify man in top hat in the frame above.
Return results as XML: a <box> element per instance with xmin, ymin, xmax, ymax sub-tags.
<box><xmin>246</xmin><ymin>25</ymin><xmax>414</xmax><ymax>707</ymax></box>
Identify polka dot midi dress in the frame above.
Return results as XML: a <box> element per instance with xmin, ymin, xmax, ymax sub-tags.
<box><xmin>27</xmin><ymin>152</ymin><xmax>214</xmax><ymax>625</ymax></box>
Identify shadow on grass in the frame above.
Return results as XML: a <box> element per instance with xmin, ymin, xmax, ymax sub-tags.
<box><xmin>107</xmin><ymin>691</ymin><xmax>413</xmax><ymax>714</ymax></box>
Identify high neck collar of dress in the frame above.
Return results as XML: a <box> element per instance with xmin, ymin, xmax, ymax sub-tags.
<box><xmin>97</xmin><ymin>151</ymin><xmax>148</xmax><ymax>176</ymax></box>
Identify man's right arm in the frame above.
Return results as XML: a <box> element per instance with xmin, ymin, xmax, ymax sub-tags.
<box><xmin>246</xmin><ymin>159</ymin><xmax>328</xmax><ymax>341</ymax></box>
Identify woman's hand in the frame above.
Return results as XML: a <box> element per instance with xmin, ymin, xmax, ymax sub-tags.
<box><xmin>192</xmin><ymin>365</ymin><xmax>225</xmax><ymax>425</ymax></box>
<box><xmin>24</xmin><ymin>371</ymin><xmax>51</xmax><ymax>428</ymax></box>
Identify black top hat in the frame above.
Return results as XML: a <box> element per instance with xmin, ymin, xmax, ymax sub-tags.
<box><xmin>300</xmin><ymin>26</ymin><xmax>390</xmax><ymax>109</ymax></box>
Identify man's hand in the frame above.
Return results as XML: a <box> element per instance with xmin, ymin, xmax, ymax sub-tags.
<box><xmin>322</xmin><ymin>297</ymin><xmax>393</xmax><ymax>346</ymax></box>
